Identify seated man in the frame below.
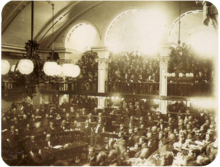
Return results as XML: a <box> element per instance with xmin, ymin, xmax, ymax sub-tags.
<box><xmin>173</xmin><ymin>131</ymin><xmax>186</xmax><ymax>150</ymax></box>
<box><xmin>127</xmin><ymin>128</ymin><xmax>136</xmax><ymax>147</ymax></box>
<box><xmin>196</xmin><ymin>155</ymin><xmax>211</xmax><ymax>166</ymax></box>
<box><xmin>116</xmin><ymin>123</ymin><xmax>126</xmax><ymax>134</ymax></box>
<box><xmin>4</xmin><ymin>125</ymin><xmax>19</xmax><ymax>147</ymax></box>
<box><xmin>139</xmin><ymin>148</ymin><xmax>151</xmax><ymax>160</ymax></box>
<box><xmin>64</xmin><ymin>113</ymin><xmax>71</xmax><ymax>128</ymax></box>
<box><xmin>87</xmin><ymin>113</ymin><xmax>95</xmax><ymax>123</ymax></box>
<box><xmin>75</xmin><ymin>113</ymin><xmax>83</xmax><ymax>122</ymax></box>
<box><xmin>182</xmin><ymin>149</ymin><xmax>201</xmax><ymax>166</ymax></box>
<box><xmin>146</xmin><ymin>132</ymin><xmax>157</xmax><ymax>155</ymax></box>
<box><xmin>54</xmin><ymin>114</ymin><xmax>62</xmax><ymax>126</ymax></box>
<box><xmin>118</xmin><ymin>141</ymin><xmax>129</xmax><ymax>165</ymax></box>
<box><xmin>138</xmin><ymin>124</ymin><xmax>147</xmax><ymax>136</ymax></box>
<box><xmin>136</xmin><ymin>116</ymin><xmax>146</xmax><ymax>127</ymax></box>
<box><xmin>96</xmin><ymin>151</ymin><xmax>108</xmax><ymax>166</ymax></box>
<box><xmin>87</xmin><ymin>147</ymin><xmax>97</xmax><ymax>166</ymax></box>
<box><xmin>134</xmin><ymin>136</ymin><xmax>148</xmax><ymax>158</ymax></box>
<box><xmin>44</xmin><ymin>121</ymin><xmax>56</xmax><ymax>134</ymax></box>
<box><xmin>107</xmin><ymin>149</ymin><xmax>120</xmax><ymax>166</ymax></box>
<box><xmin>22</xmin><ymin>123</ymin><xmax>32</xmax><ymax>138</ymax></box>
<box><xmin>41</xmin><ymin>134</ymin><xmax>55</xmax><ymax>149</ymax></box>
<box><xmin>25</xmin><ymin>135</ymin><xmax>42</xmax><ymax>165</ymax></box>
<box><xmin>69</xmin><ymin>106</ymin><xmax>75</xmax><ymax>114</ymax></box>
<box><xmin>114</xmin><ymin>131</ymin><xmax>126</xmax><ymax>150</ymax></box>
<box><xmin>56</xmin><ymin>120</ymin><xmax>67</xmax><ymax>132</ymax></box>
<box><xmin>31</xmin><ymin>121</ymin><xmax>44</xmax><ymax>135</ymax></box>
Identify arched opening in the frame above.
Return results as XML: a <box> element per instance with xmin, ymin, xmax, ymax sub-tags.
<box><xmin>105</xmin><ymin>9</ymin><xmax>167</xmax><ymax>55</ymax></box>
<box><xmin>65</xmin><ymin>22</ymin><xmax>100</xmax><ymax>54</ymax></box>
<box><xmin>168</xmin><ymin>10</ymin><xmax>218</xmax><ymax>58</ymax></box>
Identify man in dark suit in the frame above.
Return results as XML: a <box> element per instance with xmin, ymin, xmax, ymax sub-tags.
<box><xmin>83</xmin><ymin>121</ymin><xmax>91</xmax><ymax>144</ymax></box>
<box><xmin>157</xmin><ymin>119</ymin><xmax>166</xmax><ymax>130</ymax></box>
<box><xmin>25</xmin><ymin>135</ymin><xmax>42</xmax><ymax>165</ymax></box>
<box><xmin>31</xmin><ymin>121</ymin><xmax>44</xmax><ymax>136</ymax></box>
<box><xmin>114</xmin><ymin>131</ymin><xmax>126</xmax><ymax>150</ymax></box>
<box><xmin>44</xmin><ymin>121</ymin><xmax>56</xmax><ymax>134</ymax></box>
<box><xmin>2</xmin><ymin>117</ymin><xmax>9</xmax><ymax>132</ymax></box>
<box><xmin>146</xmin><ymin>132</ymin><xmax>157</xmax><ymax>155</ymax></box>
<box><xmin>107</xmin><ymin>149</ymin><xmax>120</xmax><ymax>166</ymax></box>
<box><xmin>87</xmin><ymin>147</ymin><xmax>97</xmax><ymax>166</ymax></box>
<box><xmin>138</xmin><ymin>124</ymin><xmax>147</xmax><ymax>136</ymax></box>
<box><xmin>41</xmin><ymin>134</ymin><xmax>55</xmax><ymax>149</ymax></box>
<box><xmin>75</xmin><ymin>113</ymin><xmax>83</xmax><ymax>122</ymax></box>
<box><xmin>86</xmin><ymin>113</ymin><xmax>95</xmax><ymax>123</ymax></box>
<box><xmin>56</xmin><ymin>120</ymin><xmax>67</xmax><ymax>132</ymax></box>
<box><xmin>116</xmin><ymin>123</ymin><xmax>126</xmax><ymax>134</ymax></box>
<box><xmin>60</xmin><ymin>98</ymin><xmax>69</xmax><ymax>110</ymax></box>
<box><xmin>22</xmin><ymin>123</ymin><xmax>32</xmax><ymax>138</ymax></box>
<box><xmin>134</xmin><ymin>136</ymin><xmax>148</xmax><ymax>158</ymax></box>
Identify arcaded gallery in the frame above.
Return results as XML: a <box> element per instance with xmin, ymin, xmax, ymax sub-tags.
<box><xmin>1</xmin><ymin>0</ymin><xmax>218</xmax><ymax>166</ymax></box>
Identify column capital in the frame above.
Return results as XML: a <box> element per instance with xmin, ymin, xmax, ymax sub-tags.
<box><xmin>91</xmin><ymin>46</ymin><xmax>110</xmax><ymax>59</ymax></box>
<box><xmin>159</xmin><ymin>43</ymin><xmax>175</xmax><ymax>57</ymax></box>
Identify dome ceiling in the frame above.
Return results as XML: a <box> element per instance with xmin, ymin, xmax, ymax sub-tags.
<box><xmin>1</xmin><ymin>1</ymin><xmax>203</xmax><ymax>52</ymax></box>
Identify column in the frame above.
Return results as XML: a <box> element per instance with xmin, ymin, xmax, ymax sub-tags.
<box><xmin>159</xmin><ymin>45</ymin><xmax>172</xmax><ymax>114</ymax></box>
<box><xmin>214</xmin><ymin>53</ymin><xmax>220</xmax><ymax>157</ymax></box>
<box><xmin>92</xmin><ymin>46</ymin><xmax>110</xmax><ymax>109</ymax></box>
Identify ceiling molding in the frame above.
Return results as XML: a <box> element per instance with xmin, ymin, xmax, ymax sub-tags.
<box><xmin>35</xmin><ymin>1</ymin><xmax>81</xmax><ymax>42</ymax></box>
<box><xmin>2</xmin><ymin>1</ymin><xmax>30</xmax><ymax>35</ymax></box>
<box><xmin>45</xmin><ymin>1</ymin><xmax>104</xmax><ymax>48</ymax></box>
<box><xmin>1</xmin><ymin>43</ymin><xmax>26</xmax><ymax>54</ymax></box>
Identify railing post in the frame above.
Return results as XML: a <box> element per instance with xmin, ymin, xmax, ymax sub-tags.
<box><xmin>91</xmin><ymin>46</ymin><xmax>110</xmax><ymax>109</ymax></box>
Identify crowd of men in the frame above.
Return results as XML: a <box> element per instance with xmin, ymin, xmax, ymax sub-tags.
<box><xmin>1</xmin><ymin>96</ymin><xmax>218</xmax><ymax>166</ymax></box>
<box><xmin>168</xmin><ymin>43</ymin><xmax>213</xmax><ymax>83</ymax></box>
<box><xmin>106</xmin><ymin>51</ymin><xmax>160</xmax><ymax>94</ymax></box>
<box><xmin>76</xmin><ymin>51</ymin><xmax>98</xmax><ymax>83</ymax></box>
<box><xmin>108</xmin><ymin>51</ymin><xmax>160</xmax><ymax>83</ymax></box>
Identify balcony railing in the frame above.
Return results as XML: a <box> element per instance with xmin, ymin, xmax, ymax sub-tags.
<box><xmin>167</xmin><ymin>82</ymin><xmax>213</xmax><ymax>96</ymax></box>
<box><xmin>2</xmin><ymin>80</ymin><xmax>36</xmax><ymax>95</ymax></box>
<box><xmin>40</xmin><ymin>80</ymin><xmax>98</xmax><ymax>93</ymax></box>
<box><xmin>105</xmin><ymin>81</ymin><xmax>159</xmax><ymax>95</ymax></box>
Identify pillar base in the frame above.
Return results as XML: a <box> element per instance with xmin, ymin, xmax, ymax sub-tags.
<box><xmin>97</xmin><ymin>96</ymin><xmax>106</xmax><ymax>109</ymax></box>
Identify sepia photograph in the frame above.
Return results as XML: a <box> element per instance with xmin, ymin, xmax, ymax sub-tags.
<box><xmin>1</xmin><ymin>0</ymin><xmax>219</xmax><ymax>166</ymax></box>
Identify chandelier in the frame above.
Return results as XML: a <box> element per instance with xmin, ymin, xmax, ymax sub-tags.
<box><xmin>2</xmin><ymin>2</ymin><xmax>81</xmax><ymax>97</ymax></box>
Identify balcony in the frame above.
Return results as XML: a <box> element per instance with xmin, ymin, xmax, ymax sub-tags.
<box><xmin>39</xmin><ymin>80</ymin><xmax>98</xmax><ymax>94</ymax></box>
<box><xmin>2</xmin><ymin>80</ymin><xmax>36</xmax><ymax>97</ymax></box>
<box><xmin>105</xmin><ymin>81</ymin><xmax>159</xmax><ymax>95</ymax></box>
<box><xmin>167</xmin><ymin>82</ymin><xmax>213</xmax><ymax>97</ymax></box>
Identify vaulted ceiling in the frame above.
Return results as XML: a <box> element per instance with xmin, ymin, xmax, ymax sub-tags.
<box><xmin>1</xmin><ymin>1</ymin><xmax>203</xmax><ymax>54</ymax></box>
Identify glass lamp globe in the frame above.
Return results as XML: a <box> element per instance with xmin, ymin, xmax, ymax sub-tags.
<box><xmin>43</xmin><ymin>62</ymin><xmax>58</xmax><ymax>76</ymax></box>
<box><xmin>56</xmin><ymin>65</ymin><xmax>62</xmax><ymax>76</ymax></box>
<box><xmin>17</xmin><ymin>59</ymin><xmax>34</xmax><ymax>75</ymax></box>
<box><xmin>62</xmin><ymin>64</ymin><xmax>75</xmax><ymax>77</ymax></box>
<box><xmin>11</xmin><ymin>65</ymin><xmax>16</xmax><ymax>72</ymax></box>
<box><xmin>1</xmin><ymin>60</ymin><xmax>10</xmax><ymax>75</ymax></box>
<box><xmin>72</xmin><ymin>65</ymin><xmax>80</xmax><ymax>78</ymax></box>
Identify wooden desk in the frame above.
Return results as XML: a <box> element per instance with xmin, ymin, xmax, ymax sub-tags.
<box><xmin>41</xmin><ymin>142</ymin><xmax>88</xmax><ymax>162</ymax></box>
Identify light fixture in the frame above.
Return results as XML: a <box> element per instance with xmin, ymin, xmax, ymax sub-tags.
<box><xmin>17</xmin><ymin>59</ymin><xmax>34</xmax><ymax>75</ymax></box>
<box><xmin>164</xmin><ymin>72</ymin><xmax>175</xmax><ymax>78</ymax></box>
<box><xmin>178</xmin><ymin>73</ymin><xmax>184</xmax><ymax>77</ymax></box>
<box><xmin>1</xmin><ymin>60</ymin><xmax>10</xmax><ymax>75</ymax></box>
<box><xmin>72</xmin><ymin>65</ymin><xmax>80</xmax><ymax>78</ymax></box>
<box><xmin>62</xmin><ymin>63</ymin><xmax>75</xmax><ymax>77</ymax></box>
<box><xmin>43</xmin><ymin>62</ymin><xmax>58</xmax><ymax>76</ymax></box>
<box><xmin>11</xmin><ymin>65</ymin><xmax>16</xmax><ymax>72</ymax></box>
<box><xmin>56</xmin><ymin>65</ymin><xmax>62</xmax><ymax>76</ymax></box>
